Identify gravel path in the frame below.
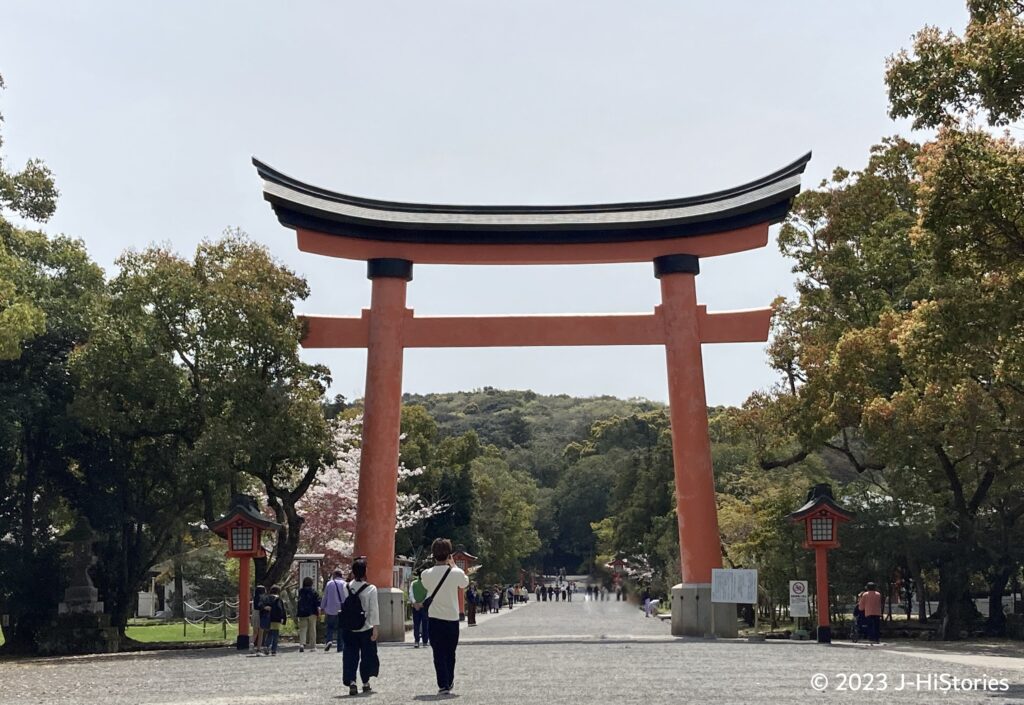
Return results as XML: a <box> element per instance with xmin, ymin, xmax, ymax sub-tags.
<box><xmin>1</xmin><ymin>599</ymin><xmax>1020</xmax><ymax>704</ymax></box>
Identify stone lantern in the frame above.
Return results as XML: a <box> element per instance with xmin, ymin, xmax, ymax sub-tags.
<box><xmin>208</xmin><ymin>495</ymin><xmax>281</xmax><ymax>650</ymax></box>
<box><xmin>787</xmin><ymin>483</ymin><xmax>854</xmax><ymax>643</ymax></box>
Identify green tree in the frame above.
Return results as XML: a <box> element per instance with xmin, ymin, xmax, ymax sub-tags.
<box><xmin>887</xmin><ymin>0</ymin><xmax>1024</xmax><ymax>128</ymax></box>
<box><xmin>67</xmin><ymin>233</ymin><xmax>333</xmax><ymax>628</ymax></box>
<box><xmin>417</xmin><ymin>431</ymin><xmax>482</xmax><ymax>551</ymax></box>
<box><xmin>549</xmin><ymin>454</ymin><xmax>617</xmax><ymax>573</ymax></box>
<box><xmin>750</xmin><ymin>128</ymin><xmax>1024</xmax><ymax>638</ymax></box>
<box><xmin>469</xmin><ymin>455</ymin><xmax>540</xmax><ymax>582</ymax></box>
<box><xmin>0</xmin><ymin>225</ymin><xmax>104</xmax><ymax>651</ymax></box>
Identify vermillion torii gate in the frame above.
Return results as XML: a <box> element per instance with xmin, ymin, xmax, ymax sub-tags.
<box><xmin>254</xmin><ymin>153</ymin><xmax>810</xmax><ymax>640</ymax></box>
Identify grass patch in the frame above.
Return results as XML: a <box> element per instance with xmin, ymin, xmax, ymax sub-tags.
<box><xmin>126</xmin><ymin>621</ymin><xmax>239</xmax><ymax>643</ymax></box>
<box><xmin>125</xmin><ymin>619</ymin><xmax>299</xmax><ymax>643</ymax></box>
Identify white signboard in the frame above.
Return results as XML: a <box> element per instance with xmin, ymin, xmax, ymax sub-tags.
<box><xmin>711</xmin><ymin>568</ymin><xmax>758</xmax><ymax>604</ymax></box>
<box><xmin>298</xmin><ymin>561</ymin><xmax>319</xmax><ymax>586</ymax></box>
<box><xmin>789</xmin><ymin>580</ymin><xmax>809</xmax><ymax>617</ymax></box>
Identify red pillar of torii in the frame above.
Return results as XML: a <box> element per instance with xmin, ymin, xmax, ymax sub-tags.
<box><xmin>254</xmin><ymin>152</ymin><xmax>810</xmax><ymax>640</ymax></box>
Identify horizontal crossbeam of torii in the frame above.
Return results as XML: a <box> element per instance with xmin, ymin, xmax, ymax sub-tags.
<box><xmin>301</xmin><ymin>306</ymin><xmax>771</xmax><ymax>348</ymax></box>
<box><xmin>253</xmin><ymin>151</ymin><xmax>811</xmax><ymax>640</ymax></box>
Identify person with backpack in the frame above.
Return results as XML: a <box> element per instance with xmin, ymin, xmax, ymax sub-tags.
<box><xmin>420</xmin><ymin>538</ymin><xmax>469</xmax><ymax>695</ymax></box>
<box><xmin>321</xmin><ymin>568</ymin><xmax>347</xmax><ymax>652</ymax></box>
<box><xmin>296</xmin><ymin>576</ymin><xmax>321</xmax><ymax>652</ymax></box>
<box><xmin>262</xmin><ymin>585</ymin><xmax>287</xmax><ymax>656</ymax></box>
<box><xmin>340</xmin><ymin>556</ymin><xmax>379</xmax><ymax>696</ymax></box>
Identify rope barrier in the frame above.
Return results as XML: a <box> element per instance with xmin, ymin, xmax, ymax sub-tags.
<box><xmin>179</xmin><ymin>598</ymin><xmax>237</xmax><ymax>638</ymax></box>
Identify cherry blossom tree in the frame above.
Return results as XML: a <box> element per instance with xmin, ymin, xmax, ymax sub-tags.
<box><xmin>296</xmin><ymin>415</ymin><xmax>446</xmax><ymax>574</ymax></box>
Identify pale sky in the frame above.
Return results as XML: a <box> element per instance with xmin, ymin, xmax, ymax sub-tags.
<box><xmin>1</xmin><ymin>1</ymin><xmax>966</xmax><ymax>406</ymax></box>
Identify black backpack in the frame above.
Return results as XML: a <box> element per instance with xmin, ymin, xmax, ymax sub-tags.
<box><xmin>268</xmin><ymin>595</ymin><xmax>287</xmax><ymax>625</ymax></box>
<box><xmin>341</xmin><ymin>583</ymin><xmax>369</xmax><ymax>631</ymax></box>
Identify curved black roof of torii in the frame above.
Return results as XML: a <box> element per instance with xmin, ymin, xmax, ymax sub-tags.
<box><xmin>253</xmin><ymin>152</ymin><xmax>811</xmax><ymax>246</ymax></box>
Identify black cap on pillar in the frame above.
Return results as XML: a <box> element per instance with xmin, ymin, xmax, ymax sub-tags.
<box><xmin>367</xmin><ymin>258</ymin><xmax>413</xmax><ymax>281</ymax></box>
<box><xmin>653</xmin><ymin>254</ymin><xmax>699</xmax><ymax>278</ymax></box>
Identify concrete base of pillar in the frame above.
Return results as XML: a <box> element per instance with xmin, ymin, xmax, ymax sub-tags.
<box><xmin>376</xmin><ymin>587</ymin><xmax>406</xmax><ymax>642</ymax></box>
<box><xmin>671</xmin><ymin>583</ymin><xmax>738</xmax><ymax>638</ymax></box>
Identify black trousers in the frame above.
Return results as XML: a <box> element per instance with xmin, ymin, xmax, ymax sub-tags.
<box><xmin>866</xmin><ymin>615</ymin><xmax>881</xmax><ymax>643</ymax></box>
<box><xmin>428</xmin><ymin>617</ymin><xmax>460</xmax><ymax>689</ymax></box>
<box><xmin>341</xmin><ymin>628</ymin><xmax>379</xmax><ymax>685</ymax></box>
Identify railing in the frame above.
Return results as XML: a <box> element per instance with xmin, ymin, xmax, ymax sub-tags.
<box><xmin>182</xmin><ymin>599</ymin><xmax>239</xmax><ymax>639</ymax></box>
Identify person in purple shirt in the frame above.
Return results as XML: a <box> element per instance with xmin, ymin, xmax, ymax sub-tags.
<box><xmin>321</xmin><ymin>568</ymin><xmax>347</xmax><ymax>652</ymax></box>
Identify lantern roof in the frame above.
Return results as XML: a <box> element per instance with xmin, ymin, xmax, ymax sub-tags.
<box><xmin>58</xmin><ymin>516</ymin><xmax>97</xmax><ymax>543</ymax></box>
<box><xmin>252</xmin><ymin>152</ymin><xmax>811</xmax><ymax>247</ymax></box>
<box><xmin>452</xmin><ymin>548</ymin><xmax>478</xmax><ymax>562</ymax></box>
<box><xmin>787</xmin><ymin>483</ymin><xmax>855</xmax><ymax>522</ymax></box>
<box><xmin>208</xmin><ymin>494</ymin><xmax>282</xmax><ymax>536</ymax></box>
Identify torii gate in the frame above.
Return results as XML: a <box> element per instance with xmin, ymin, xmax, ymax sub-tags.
<box><xmin>254</xmin><ymin>152</ymin><xmax>810</xmax><ymax>640</ymax></box>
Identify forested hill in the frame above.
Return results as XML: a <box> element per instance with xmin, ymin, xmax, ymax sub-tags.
<box><xmin>395</xmin><ymin>388</ymin><xmax>674</xmax><ymax>581</ymax></box>
<box><xmin>402</xmin><ymin>388</ymin><xmax>663</xmax><ymax>485</ymax></box>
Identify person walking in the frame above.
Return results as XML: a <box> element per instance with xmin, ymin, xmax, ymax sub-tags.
<box><xmin>251</xmin><ymin>585</ymin><xmax>266</xmax><ymax>655</ymax></box>
<box><xmin>857</xmin><ymin>582</ymin><xmax>883</xmax><ymax>644</ymax></box>
<box><xmin>421</xmin><ymin>538</ymin><xmax>469</xmax><ymax>695</ymax></box>
<box><xmin>410</xmin><ymin>569</ymin><xmax>430</xmax><ymax>648</ymax></box>
<box><xmin>296</xmin><ymin>576</ymin><xmax>321</xmax><ymax>652</ymax></box>
<box><xmin>322</xmin><ymin>568</ymin><xmax>347</xmax><ymax>652</ymax></box>
<box><xmin>466</xmin><ymin>583</ymin><xmax>478</xmax><ymax>626</ymax></box>
<box><xmin>262</xmin><ymin>585</ymin><xmax>287</xmax><ymax>656</ymax></box>
<box><xmin>340</xmin><ymin>557</ymin><xmax>380</xmax><ymax>696</ymax></box>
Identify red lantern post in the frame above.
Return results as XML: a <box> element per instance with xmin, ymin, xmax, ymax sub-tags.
<box><xmin>209</xmin><ymin>496</ymin><xmax>282</xmax><ymax>650</ymax></box>
<box><xmin>787</xmin><ymin>484</ymin><xmax>854</xmax><ymax>644</ymax></box>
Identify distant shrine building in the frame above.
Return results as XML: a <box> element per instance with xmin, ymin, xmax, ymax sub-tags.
<box><xmin>254</xmin><ymin>153</ymin><xmax>811</xmax><ymax>639</ymax></box>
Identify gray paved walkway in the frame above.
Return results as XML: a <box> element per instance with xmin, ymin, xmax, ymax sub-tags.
<box><xmin>2</xmin><ymin>599</ymin><xmax>1021</xmax><ymax>704</ymax></box>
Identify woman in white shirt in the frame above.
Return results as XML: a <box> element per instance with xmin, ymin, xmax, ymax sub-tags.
<box><xmin>341</xmin><ymin>557</ymin><xmax>380</xmax><ymax>696</ymax></box>
<box><xmin>420</xmin><ymin>538</ymin><xmax>469</xmax><ymax>694</ymax></box>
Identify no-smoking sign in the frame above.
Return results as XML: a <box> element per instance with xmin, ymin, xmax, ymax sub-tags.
<box><xmin>790</xmin><ymin>580</ymin><xmax>810</xmax><ymax>617</ymax></box>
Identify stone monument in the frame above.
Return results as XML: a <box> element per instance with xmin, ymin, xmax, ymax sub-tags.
<box><xmin>59</xmin><ymin>517</ymin><xmax>104</xmax><ymax>615</ymax></box>
<box><xmin>35</xmin><ymin>517</ymin><xmax>119</xmax><ymax>655</ymax></box>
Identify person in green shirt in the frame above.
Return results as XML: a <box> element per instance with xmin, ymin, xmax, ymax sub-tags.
<box><xmin>410</xmin><ymin>569</ymin><xmax>430</xmax><ymax>647</ymax></box>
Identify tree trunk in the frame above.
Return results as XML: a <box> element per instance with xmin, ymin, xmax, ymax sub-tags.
<box><xmin>260</xmin><ymin>498</ymin><xmax>304</xmax><ymax>588</ymax></box>
<box><xmin>915</xmin><ymin>566</ymin><xmax>928</xmax><ymax>623</ymax></box>
<box><xmin>937</xmin><ymin>559</ymin><xmax>970</xmax><ymax>640</ymax></box>
<box><xmin>986</xmin><ymin>561</ymin><xmax>1015</xmax><ymax>636</ymax></box>
<box><xmin>172</xmin><ymin>535</ymin><xmax>185</xmax><ymax>619</ymax></box>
